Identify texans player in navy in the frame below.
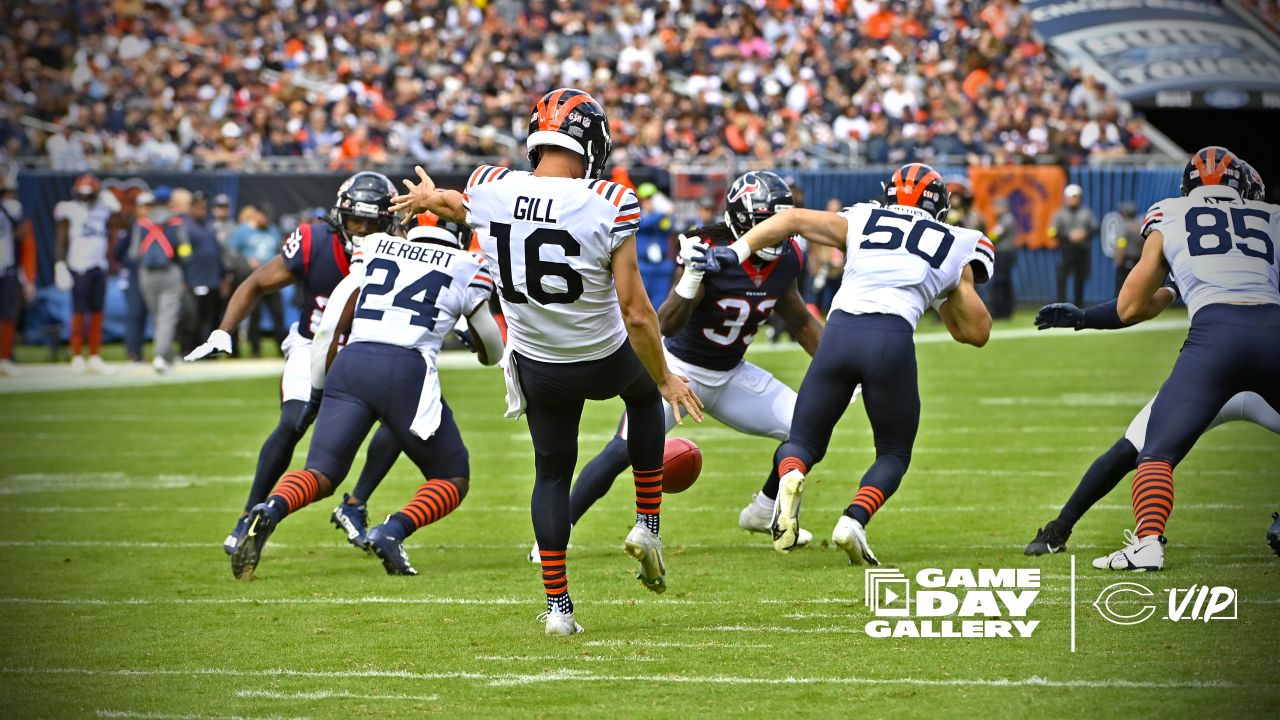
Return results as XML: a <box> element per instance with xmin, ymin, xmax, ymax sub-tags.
<box><xmin>553</xmin><ymin>172</ymin><xmax>826</xmax><ymax>554</ymax></box>
<box><xmin>186</xmin><ymin>173</ymin><xmax>405</xmax><ymax>556</ymax></box>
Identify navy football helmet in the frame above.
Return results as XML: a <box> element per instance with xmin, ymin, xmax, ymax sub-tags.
<box><xmin>328</xmin><ymin>171</ymin><xmax>398</xmax><ymax>253</ymax></box>
<box><xmin>724</xmin><ymin>171</ymin><xmax>796</xmax><ymax>261</ymax></box>
<box><xmin>1241</xmin><ymin>160</ymin><xmax>1266</xmax><ymax>201</ymax></box>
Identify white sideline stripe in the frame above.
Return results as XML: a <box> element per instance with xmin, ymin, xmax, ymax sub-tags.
<box><xmin>233</xmin><ymin>689</ymin><xmax>438</xmax><ymax>702</ymax></box>
<box><xmin>8</xmin><ymin>666</ymin><xmax>1249</xmax><ymax>691</ymax></box>
<box><xmin>98</xmin><ymin>712</ymin><xmax>307</xmax><ymax>720</ymax></box>
<box><xmin>0</xmin><ymin>359</ymin><xmax>286</xmax><ymax>395</ymax></box>
<box><xmin>582</xmin><ymin>640</ymin><xmax>770</xmax><ymax>649</ymax></box>
<box><xmin>475</xmin><ymin>655</ymin><xmax>657</xmax><ymax>663</ymax></box>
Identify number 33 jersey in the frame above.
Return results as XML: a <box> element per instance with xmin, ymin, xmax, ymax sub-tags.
<box><xmin>830</xmin><ymin>202</ymin><xmax>994</xmax><ymax>328</ymax></box>
<box><xmin>347</xmin><ymin>233</ymin><xmax>491</xmax><ymax>359</ymax></box>
<box><xmin>464</xmin><ymin>165</ymin><xmax>640</xmax><ymax>363</ymax></box>
<box><xmin>1144</xmin><ymin>186</ymin><xmax>1279</xmax><ymax>320</ymax></box>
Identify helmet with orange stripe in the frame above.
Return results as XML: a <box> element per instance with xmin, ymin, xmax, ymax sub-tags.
<box><xmin>724</xmin><ymin>171</ymin><xmax>796</xmax><ymax>261</ymax></box>
<box><xmin>1240</xmin><ymin>160</ymin><xmax>1265</xmax><ymax>201</ymax></box>
<box><xmin>406</xmin><ymin>210</ymin><xmax>470</xmax><ymax>249</ymax></box>
<box><xmin>883</xmin><ymin>162</ymin><xmax>949</xmax><ymax>220</ymax></box>
<box><xmin>1180</xmin><ymin>146</ymin><xmax>1246</xmax><ymax>197</ymax></box>
<box><xmin>526</xmin><ymin>88</ymin><xmax>612</xmax><ymax>180</ymax></box>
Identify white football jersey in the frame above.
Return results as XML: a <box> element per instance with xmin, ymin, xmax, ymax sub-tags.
<box><xmin>829</xmin><ymin>202</ymin><xmax>994</xmax><ymax>327</ymax></box>
<box><xmin>464</xmin><ymin>164</ymin><xmax>639</xmax><ymax>363</ymax></box>
<box><xmin>54</xmin><ymin>195</ymin><xmax>118</xmax><ymax>271</ymax></box>
<box><xmin>1144</xmin><ymin>186</ymin><xmax>1280</xmax><ymax>320</ymax></box>
<box><xmin>0</xmin><ymin>199</ymin><xmax>21</xmax><ymax>272</ymax></box>
<box><xmin>346</xmin><ymin>232</ymin><xmax>492</xmax><ymax>360</ymax></box>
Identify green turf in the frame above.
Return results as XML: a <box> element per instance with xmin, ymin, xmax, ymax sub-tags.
<box><xmin>1</xmin><ymin>312</ymin><xmax>1278</xmax><ymax>719</ymax></box>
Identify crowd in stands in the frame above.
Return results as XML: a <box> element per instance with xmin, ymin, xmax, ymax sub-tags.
<box><xmin>3</xmin><ymin>0</ymin><xmax>1153</xmax><ymax>173</ymax></box>
<box><xmin>1240</xmin><ymin>0</ymin><xmax>1280</xmax><ymax>31</ymax></box>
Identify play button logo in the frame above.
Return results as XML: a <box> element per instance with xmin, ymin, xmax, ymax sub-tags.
<box><xmin>865</xmin><ymin>569</ymin><xmax>911</xmax><ymax>617</ymax></box>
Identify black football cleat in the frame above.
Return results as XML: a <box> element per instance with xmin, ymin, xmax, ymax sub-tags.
<box><xmin>223</xmin><ymin>514</ymin><xmax>251</xmax><ymax>555</ymax></box>
<box><xmin>330</xmin><ymin>494</ymin><xmax>370</xmax><ymax>550</ymax></box>
<box><xmin>231</xmin><ymin>503</ymin><xmax>278</xmax><ymax>580</ymax></box>
<box><xmin>1025</xmin><ymin>518</ymin><xmax>1072</xmax><ymax>556</ymax></box>
<box><xmin>364</xmin><ymin>523</ymin><xmax>418</xmax><ymax>576</ymax></box>
<box><xmin>1268</xmin><ymin>512</ymin><xmax>1280</xmax><ymax>558</ymax></box>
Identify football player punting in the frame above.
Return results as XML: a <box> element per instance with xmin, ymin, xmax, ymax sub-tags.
<box><xmin>697</xmin><ymin>162</ymin><xmax>993</xmax><ymax>565</ymax></box>
<box><xmin>392</xmin><ymin>88</ymin><xmax>703</xmax><ymax>636</ymax></box>
<box><xmin>1027</xmin><ymin>165</ymin><xmax>1280</xmax><ymax>557</ymax></box>
<box><xmin>186</xmin><ymin>173</ymin><xmax>406</xmax><ymax>555</ymax></box>
<box><xmin>1090</xmin><ymin>146</ymin><xmax>1280</xmax><ymax>571</ymax></box>
<box><xmin>230</xmin><ymin>215</ymin><xmax>502</xmax><ymax>580</ymax></box>
<box><xmin>54</xmin><ymin>174</ymin><xmax>122</xmax><ymax>373</ymax></box>
<box><xmin>564</xmin><ymin>171</ymin><xmax>826</xmax><ymax>550</ymax></box>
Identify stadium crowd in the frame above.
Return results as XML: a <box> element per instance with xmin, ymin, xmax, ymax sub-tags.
<box><xmin>3</xmin><ymin>0</ymin><xmax>1150</xmax><ymax>173</ymax></box>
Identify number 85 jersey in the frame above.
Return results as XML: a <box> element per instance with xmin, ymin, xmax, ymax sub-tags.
<box><xmin>830</xmin><ymin>202</ymin><xmax>994</xmax><ymax>328</ymax></box>
<box><xmin>464</xmin><ymin>165</ymin><xmax>639</xmax><ymax>363</ymax></box>
<box><xmin>1145</xmin><ymin>186</ymin><xmax>1279</xmax><ymax>320</ymax></box>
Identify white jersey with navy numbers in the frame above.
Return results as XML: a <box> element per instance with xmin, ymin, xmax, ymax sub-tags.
<box><xmin>829</xmin><ymin>202</ymin><xmax>994</xmax><ymax>328</ymax></box>
<box><xmin>1144</xmin><ymin>186</ymin><xmax>1280</xmax><ymax>320</ymax></box>
<box><xmin>463</xmin><ymin>164</ymin><xmax>639</xmax><ymax>363</ymax></box>
<box><xmin>54</xmin><ymin>195</ymin><xmax>118</xmax><ymax>271</ymax></box>
<box><xmin>346</xmin><ymin>232</ymin><xmax>492</xmax><ymax>361</ymax></box>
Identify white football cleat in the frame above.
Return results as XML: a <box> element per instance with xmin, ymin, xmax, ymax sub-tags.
<box><xmin>87</xmin><ymin>355</ymin><xmax>113</xmax><ymax>374</ymax></box>
<box><xmin>623</xmin><ymin>524</ymin><xmax>666</xmax><ymax>594</ymax></box>
<box><xmin>539</xmin><ymin>610</ymin><xmax>584</xmax><ymax>636</ymax></box>
<box><xmin>153</xmin><ymin>356</ymin><xmax>171</xmax><ymax>375</ymax></box>
<box><xmin>0</xmin><ymin>359</ymin><xmax>19</xmax><ymax>376</ymax></box>
<box><xmin>739</xmin><ymin>495</ymin><xmax>812</xmax><ymax>547</ymax></box>
<box><xmin>770</xmin><ymin>470</ymin><xmax>806</xmax><ymax>553</ymax></box>
<box><xmin>70</xmin><ymin>355</ymin><xmax>87</xmax><ymax>373</ymax></box>
<box><xmin>832</xmin><ymin>515</ymin><xmax>879</xmax><ymax>566</ymax></box>
<box><xmin>1092</xmin><ymin>529</ymin><xmax>1165</xmax><ymax>571</ymax></box>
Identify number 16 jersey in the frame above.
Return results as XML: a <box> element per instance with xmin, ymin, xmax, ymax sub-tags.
<box><xmin>830</xmin><ymin>202</ymin><xmax>994</xmax><ymax>328</ymax></box>
<box><xmin>464</xmin><ymin>165</ymin><xmax>641</xmax><ymax>363</ymax></box>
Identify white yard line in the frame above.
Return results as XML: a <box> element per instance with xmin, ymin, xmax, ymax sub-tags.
<box><xmin>97</xmin><ymin>712</ymin><xmax>308</xmax><ymax>720</ymax></box>
<box><xmin>7</xmin><ymin>665</ymin><xmax>1251</xmax><ymax>691</ymax></box>
<box><xmin>475</xmin><ymin>654</ymin><xmax>657</xmax><ymax>663</ymax></box>
<box><xmin>232</xmin><ymin>689</ymin><xmax>438</xmax><ymax>702</ymax></box>
<box><xmin>582</xmin><ymin>640</ymin><xmax>771</xmax><ymax>649</ymax></box>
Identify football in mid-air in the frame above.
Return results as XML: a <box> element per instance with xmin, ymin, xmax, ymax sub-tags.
<box><xmin>662</xmin><ymin>437</ymin><xmax>702</xmax><ymax>494</ymax></box>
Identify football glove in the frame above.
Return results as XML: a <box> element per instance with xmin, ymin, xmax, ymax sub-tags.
<box><xmin>1034</xmin><ymin>303</ymin><xmax>1084</xmax><ymax>331</ymax></box>
<box><xmin>184</xmin><ymin>329</ymin><xmax>233</xmax><ymax>361</ymax></box>
<box><xmin>674</xmin><ymin>234</ymin><xmax>708</xmax><ymax>299</ymax></box>
<box><xmin>452</xmin><ymin>327</ymin><xmax>477</xmax><ymax>353</ymax></box>
<box><xmin>295</xmin><ymin>387</ymin><xmax>323</xmax><ymax>434</ymax></box>
<box><xmin>692</xmin><ymin>244</ymin><xmax>742</xmax><ymax>274</ymax></box>
<box><xmin>54</xmin><ymin>261</ymin><xmax>73</xmax><ymax>291</ymax></box>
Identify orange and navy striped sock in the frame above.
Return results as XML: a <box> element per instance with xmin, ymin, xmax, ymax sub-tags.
<box><xmin>88</xmin><ymin>312</ymin><xmax>103</xmax><ymax>355</ymax></box>
<box><xmin>265</xmin><ymin>470</ymin><xmax>322</xmax><ymax>519</ymax></box>
<box><xmin>69</xmin><ymin>313</ymin><xmax>84</xmax><ymax>356</ymax></box>
<box><xmin>1132</xmin><ymin>460</ymin><xmax>1174</xmax><ymax>539</ymax></box>
<box><xmin>845</xmin><ymin>485</ymin><xmax>887</xmax><ymax>526</ymax></box>
<box><xmin>634</xmin><ymin>467</ymin><xmax>662</xmax><ymax>534</ymax></box>
<box><xmin>778</xmin><ymin>457</ymin><xmax>807</xmax><ymax>478</ymax></box>
<box><xmin>385</xmin><ymin>479</ymin><xmax>464</xmax><ymax>538</ymax></box>
<box><xmin>539</xmin><ymin>548</ymin><xmax>572</xmax><ymax>614</ymax></box>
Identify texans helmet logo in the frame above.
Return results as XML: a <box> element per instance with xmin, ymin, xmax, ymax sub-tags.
<box><xmin>728</xmin><ymin>180</ymin><xmax>761</xmax><ymax>204</ymax></box>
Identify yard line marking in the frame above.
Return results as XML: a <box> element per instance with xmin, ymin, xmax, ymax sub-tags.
<box><xmin>1070</xmin><ymin>554</ymin><xmax>1077</xmax><ymax>654</ymax></box>
<box><xmin>582</xmin><ymin>640</ymin><xmax>771</xmax><ymax>649</ymax></box>
<box><xmin>9</xmin><ymin>665</ymin><xmax>1255</xmax><ymax>691</ymax></box>
<box><xmin>233</xmin><ymin>690</ymin><xmax>438</xmax><ymax>702</ymax></box>
<box><xmin>699</xmin><ymin>625</ymin><xmax>862</xmax><ymax>634</ymax></box>
<box><xmin>475</xmin><ymin>655</ymin><xmax>657</xmax><ymax>663</ymax></box>
<box><xmin>97</xmin><ymin>712</ymin><xmax>308</xmax><ymax>720</ymax></box>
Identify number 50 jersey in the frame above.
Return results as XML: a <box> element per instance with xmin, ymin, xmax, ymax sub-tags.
<box><xmin>1144</xmin><ymin>186</ymin><xmax>1279</xmax><ymax>320</ymax></box>
<box><xmin>830</xmin><ymin>202</ymin><xmax>994</xmax><ymax>327</ymax></box>
<box><xmin>464</xmin><ymin>165</ymin><xmax>640</xmax><ymax>363</ymax></box>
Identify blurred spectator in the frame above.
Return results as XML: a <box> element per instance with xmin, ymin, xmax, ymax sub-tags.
<box><xmin>1051</xmin><ymin>184</ymin><xmax>1096</xmax><ymax>307</ymax></box>
<box><xmin>0</xmin><ymin>0</ymin><xmax>1154</xmax><ymax>170</ymax></box>
<box><xmin>54</xmin><ymin>174</ymin><xmax>120</xmax><ymax>373</ymax></box>
<box><xmin>806</xmin><ymin>198</ymin><xmax>847</xmax><ymax>316</ymax></box>
<box><xmin>635</xmin><ymin>182</ymin><xmax>674</xmax><ymax>309</ymax></box>
<box><xmin>179</xmin><ymin>192</ymin><xmax>228</xmax><ymax>355</ymax></box>
<box><xmin>228</xmin><ymin>206</ymin><xmax>286</xmax><ymax>356</ymax></box>
<box><xmin>112</xmin><ymin>194</ymin><xmax>147</xmax><ymax>364</ymax></box>
<box><xmin>1113</xmin><ymin>201</ymin><xmax>1143</xmax><ymax>294</ymax></box>
<box><xmin>129</xmin><ymin>189</ymin><xmax>188</xmax><ymax>373</ymax></box>
<box><xmin>0</xmin><ymin>180</ymin><xmax>33</xmax><ymax>374</ymax></box>
<box><xmin>986</xmin><ymin>196</ymin><xmax>1019</xmax><ymax>319</ymax></box>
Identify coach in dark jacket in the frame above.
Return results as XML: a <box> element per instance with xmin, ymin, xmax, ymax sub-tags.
<box><xmin>1050</xmin><ymin>184</ymin><xmax>1096</xmax><ymax>307</ymax></box>
<box><xmin>180</xmin><ymin>192</ymin><xmax>229</xmax><ymax>354</ymax></box>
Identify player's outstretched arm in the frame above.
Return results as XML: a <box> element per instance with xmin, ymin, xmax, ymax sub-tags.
<box><xmin>695</xmin><ymin>209</ymin><xmax>847</xmax><ymax>272</ymax></box>
<box><xmin>612</xmin><ymin>235</ymin><xmax>703</xmax><ymax>424</ymax></box>
<box><xmin>390</xmin><ymin>166</ymin><xmax>466</xmax><ymax>223</ymax></box>
<box><xmin>1117</xmin><ymin>231</ymin><xmax>1172</xmax><ymax>324</ymax></box>
<box><xmin>464</xmin><ymin>305</ymin><xmax>503</xmax><ymax>367</ymax></box>
<box><xmin>1037</xmin><ymin>287</ymin><xmax>1177</xmax><ymax>331</ymax></box>
<box><xmin>310</xmin><ymin>268</ymin><xmax>364</xmax><ymax>389</ymax></box>
<box><xmin>776</xmin><ymin>280</ymin><xmax>823</xmax><ymax>357</ymax></box>
<box><xmin>938</xmin><ymin>265</ymin><xmax>992</xmax><ymax>347</ymax></box>
<box><xmin>656</xmin><ymin>234</ymin><xmax>709</xmax><ymax>336</ymax></box>
<box><xmin>186</xmin><ymin>255</ymin><xmax>294</xmax><ymax>361</ymax></box>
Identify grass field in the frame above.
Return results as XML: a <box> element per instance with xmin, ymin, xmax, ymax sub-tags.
<box><xmin>1</xmin><ymin>311</ymin><xmax>1278</xmax><ymax>719</ymax></box>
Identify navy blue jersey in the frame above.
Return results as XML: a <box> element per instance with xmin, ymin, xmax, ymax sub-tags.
<box><xmin>664</xmin><ymin>223</ymin><xmax>803</xmax><ymax>371</ymax></box>
<box><xmin>281</xmin><ymin>221</ymin><xmax>351</xmax><ymax>339</ymax></box>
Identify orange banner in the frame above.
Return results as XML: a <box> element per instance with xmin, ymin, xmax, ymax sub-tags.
<box><xmin>969</xmin><ymin>165</ymin><xmax>1067</xmax><ymax>249</ymax></box>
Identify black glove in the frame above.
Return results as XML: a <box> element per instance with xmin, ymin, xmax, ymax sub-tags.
<box><xmin>295</xmin><ymin>387</ymin><xmax>323</xmax><ymax>434</ymax></box>
<box><xmin>692</xmin><ymin>244</ymin><xmax>742</xmax><ymax>273</ymax></box>
<box><xmin>1035</xmin><ymin>303</ymin><xmax>1084</xmax><ymax>330</ymax></box>
<box><xmin>452</xmin><ymin>327</ymin><xmax>477</xmax><ymax>353</ymax></box>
